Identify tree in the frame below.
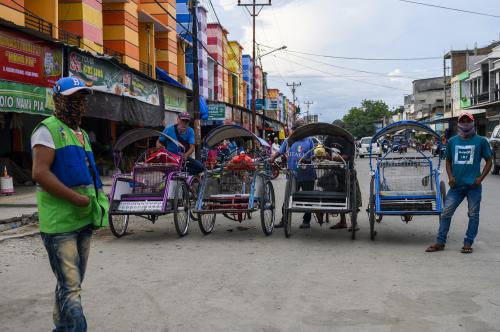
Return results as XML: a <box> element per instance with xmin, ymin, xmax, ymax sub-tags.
<box><xmin>342</xmin><ymin>100</ymin><xmax>392</xmax><ymax>138</ymax></box>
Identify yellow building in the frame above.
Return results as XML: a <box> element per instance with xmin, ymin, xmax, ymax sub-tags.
<box><xmin>0</xmin><ymin>0</ymin><xmax>186</xmax><ymax>82</ymax></box>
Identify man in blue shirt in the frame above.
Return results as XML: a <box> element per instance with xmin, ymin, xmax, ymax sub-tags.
<box><xmin>426</xmin><ymin>112</ymin><xmax>492</xmax><ymax>254</ymax></box>
<box><xmin>157</xmin><ymin>112</ymin><xmax>204</xmax><ymax>175</ymax></box>
<box><xmin>270</xmin><ymin>119</ymin><xmax>316</xmax><ymax>229</ymax></box>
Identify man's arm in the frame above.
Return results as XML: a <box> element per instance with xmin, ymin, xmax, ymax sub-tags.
<box><xmin>475</xmin><ymin>158</ymin><xmax>492</xmax><ymax>185</ymax></box>
<box><xmin>156</xmin><ymin>138</ymin><xmax>163</xmax><ymax>148</ymax></box>
<box><xmin>446</xmin><ymin>159</ymin><xmax>455</xmax><ymax>187</ymax></box>
<box><xmin>184</xmin><ymin>144</ymin><xmax>195</xmax><ymax>158</ymax></box>
<box><xmin>32</xmin><ymin>145</ymin><xmax>89</xmax><ymax>207</ymax></box>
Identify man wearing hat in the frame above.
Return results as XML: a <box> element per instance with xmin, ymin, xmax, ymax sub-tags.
<box><xmin>157</xmin><ymin>112</ymin><xmax>204</xmax><ymax>175</ymax></box>
<box><xmin>426</xmin><ymin>111</ymin><xmax>492</xmax><ymax>254</ymax></box>
<box><xmin>270</xmin><ymin>118</ymin><xmax>316</xmax><ymax>228</ymax></box>
<box><xmin>31</xmin><ymin>77</ymin><xmax>108</xmax><ymax>331</ymax></box>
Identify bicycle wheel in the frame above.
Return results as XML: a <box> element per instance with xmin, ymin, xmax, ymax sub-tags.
<box><xmin>284</xmin><ymin>178</ymin><xmax>292</xmax><ymax>238</ymax></box>
<box><xmin>369</xmin><ymin>176</ymin><xmax>377</xmax><ymax>240</ymax></box>
<box><xmin>260</xmin><ymin>180</ymin><xmax>275</xmax><ymax>236</ymax></box>
<box><xmin>198</xmin><ymin>213</ymin><xmax>216</xmax><ymax>234</ymax></box>
<box><xmin>109</xmin><ymin>214</ymin><xmax>129</xmax><ymax>238</ymax></box>
<box><xmin>188</xmin><ymin>176</ymin><xmax>200</xmax><ymax>222</ymax></box>
<box><xmin>350</xmin><ymin>175</ymin><xmax>357</xmax><ymax>240</ymax></box>
<box><xmin>173</xmin><ymin>182</ymin><xmax>190</xmax><ymax>237</ymax></box>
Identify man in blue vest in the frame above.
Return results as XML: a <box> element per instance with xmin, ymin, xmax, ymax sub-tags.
<box><xmin>156</xmin><ymin>112</ymin><xmax>204</xmax><ymax>175</ymax></box>
<box><xmin>31</xmin><ymin>77</ymin><xmax>108</xmax><ymax>331</ymax></box>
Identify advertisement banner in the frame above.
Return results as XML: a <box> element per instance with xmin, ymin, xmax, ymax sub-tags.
<box><xmin>233</xmin><ymin>107</ymin><xmax>241</xmax><ymax>123</ymax></box>
<box><xmin>208</xmin><ymin>103</ymin><xmax>226</xmax><ymax>120</ymax></box>
<box><xmin>163</xmin><ymin>86</ymin><xmax>186</xmax><ymax>112</ymax></box>
<box><xmin>0</xmin><ymin>80</ymin><xmax>53</xmax><ymax>115</ymax></box>
<box><xmin>0</xmin><ymin>29</ymin><xmax>63</xmax><ymax>87</ymax></box>
<box><xmin>68</xmin><ymin>50</ymin><xmax>159</xmax><ymax>106</ymax></box>
<box><xmin>268</xmin><ymin>99</ymin><xmax>278</xmax><ymax>110</ymax></box>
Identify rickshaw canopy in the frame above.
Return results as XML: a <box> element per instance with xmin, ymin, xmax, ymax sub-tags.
<box><xmin>288</xmin><ymin>122</ymin><xmax>356</xmax><ymax>149</ymax></box>
<box><xmin>371</xmin><ymin>121</ymin><xmax>441</xmax><ymax>143</ymax></box>
<box><xmin>203</xmin><ymin>125</ymin><xmax>270</xmax><ymax>148</ymax></box>
<box><xmin>113</xmin><ymin>128</ymin><xmax>184</xmax><ymax>153</ymax></box>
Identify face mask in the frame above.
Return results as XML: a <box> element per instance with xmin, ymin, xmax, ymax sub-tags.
<box><xmin>53</xmin><ymin>95</ymin><xmax>87</xmax><ymax>129</ymax></box>
<box><xmin>457</xmin><ymin>122</ymin><xmax>475</xmax><ymax>138</ymax></box>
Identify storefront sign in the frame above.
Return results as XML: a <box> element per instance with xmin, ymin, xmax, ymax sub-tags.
<box><xmin>268</xmin><ymin>98</ymin><xmax>278</xmax><ymax>110</ymax></box>
<box><xmin>233</xmin><ymin>108</ymin><xmax>241</xmax><ymax>123</ymax></box>
<box><xmin>208</xmin><ymin>103</ymin><xmax>226</xmax><ymax>120</ymax></box>
<box><xmin>0</xmin><ymin>80</ymin><xmax>53</xmax><ymax>115</ymax></box>
<box><xmin>0</xmin><ymin>29</ymin><xmax>63</xmax><ymax>87</ymax></box>
<box><xmin>242</xmin><ymin>111</ymin><xmax>250</xmax><ymax>129</ymax></box>
<box><xmin>163</xmin><ymin>86</ymin><xmax>186</xmax><ymax>112</ymax></box>
<box><xmin>69</xmin><ymin>50</ymin><xmax>160</xmax><ymax>106</ymax></box>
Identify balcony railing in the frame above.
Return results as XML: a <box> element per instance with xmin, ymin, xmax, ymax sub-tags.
<box><xmin>24</xmin><ymin>11</ymin><xmax>52</xmax><ymax>36</ymax></box>
<box><xmin>103</xmin><ymin>47</ymin><xmax>124</xmax><ymax>62</ymax></box>
<box><xmin>59</xmin><ymin>29</ymin><xmax>81</xmax><ymax>48</ymax></box>
<box><xmin>139</xmin><ymin>60</ymin><xmax>153</xmax><ymax>77</ymax></box>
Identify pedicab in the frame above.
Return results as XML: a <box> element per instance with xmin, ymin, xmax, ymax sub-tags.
<box><xmin>367</xmin><ymin>121</ymin><xmax>446</xmax><ymax>240</ymax></box>
<box><xmin>194</xmin><ymin>125</ymin><xmax>276</xmax><ymax>235</ymax></box>
<box><xmin>108</xmin><ymin>128</ymin><xmax>198</xmax><ymax>238</ymax></box>
<box><xmin>282</xmin><ymin>122</ymin><xmax>359</xmax><ymax>239</ymax></box>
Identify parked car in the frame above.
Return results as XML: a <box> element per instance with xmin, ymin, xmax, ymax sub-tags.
<box><xmin>358</xmin><ymin>136</ymin><xmax>381</xmax><ymax>158</ymax></box>
<box><xmin>490</xmin><ymin>125</ymin><xmax>500</xmax><ymax>175</ymax></box>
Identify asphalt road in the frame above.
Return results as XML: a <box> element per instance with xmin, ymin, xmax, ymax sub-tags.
<box><xmin>1</xmin><ymin>156</ymin><xmax>500</xmax><ymax>331</ymax></box>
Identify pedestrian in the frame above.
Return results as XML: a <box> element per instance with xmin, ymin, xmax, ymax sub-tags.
<box><xmin>271</xmin><ymin>137</ymin><xmax>280</xmax><ymax>154</ymax></box>
<box><xmin>426</xmin><ymin>112</ymin><xmax>493</xmax><ymax>254</ymax></box>
<box><xmin>31</xmin><ymin>77</ymin><xmax>109</xmax><ymax>331</ymax></box>
<box><xmin>156</xmin><ymin>112</ymin><xmax>204</xmax><ymax>175</ymax></box>
<box><xmin>270</xmin><ymin>119</ymin><xmax>316</xmax><ymax>229</ymax></box>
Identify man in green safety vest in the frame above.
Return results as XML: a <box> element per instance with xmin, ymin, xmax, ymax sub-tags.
<box><xmin>31</xmin><ymin>77</ymin><xmax>108</xmax><ymax>331</ymax></box>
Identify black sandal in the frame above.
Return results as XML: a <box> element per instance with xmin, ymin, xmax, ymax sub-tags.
<box><xmin>461</xmin><ymin>246</ymin><xmax>473</xmax><ymax>254</ymax></box>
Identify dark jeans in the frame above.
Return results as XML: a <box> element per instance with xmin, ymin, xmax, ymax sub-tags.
<box><xmin>187</xmin><ymin>157</ymin><xmax>205</xmax><ymax>176</ymax></box>
<box><xmin>41</xmin><ymin>224</ymin><xmax>92</xmax><ymax>332</ymax></box>
<box><xmin>437</xmin><ymin>185</ymin><xmax>482</xmax><ymax>246</ymax></box>
<box><xmin>282</xmin><ymin>180</ymin><xmax>315</xmax><ymax>224</ymax></box>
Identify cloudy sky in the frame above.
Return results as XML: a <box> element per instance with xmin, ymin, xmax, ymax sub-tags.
<box><xmin>206</xmin><ymin>0</ymin><xmax>500</xmax><ymax>122</ymax></box>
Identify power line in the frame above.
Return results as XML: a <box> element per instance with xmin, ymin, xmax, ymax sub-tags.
<box><xmin>258</xmin><ymin>42</ymin><xmax>441</xmax><ymax>61</ymax></box>
<box><xmin>399</xmin><ymin>0</ymin><xmax>500</xmax><ymax>19</ymax></box>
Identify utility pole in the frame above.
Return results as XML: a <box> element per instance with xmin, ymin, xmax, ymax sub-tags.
<box><xmin>303</xmin><ymin>100</ymin><xmax>313</xmax><ymax>123</ymax></box>
<box><xmin>286</xmin><ymin>81</ymin><xmax>301</xmax><ymax>124</ymax></box>
<box><xmin>238</xmin><ymin>0</ymin><xmax>272</xmax><ymax>135</ymax></box>
<box><xmin>191</xmin><ymin>0</ymin><xmax>201</xmax><ymax>159</ymax></box>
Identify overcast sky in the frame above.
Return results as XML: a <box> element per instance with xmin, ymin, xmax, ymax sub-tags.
<box><xmin>207</xmin><ymin>0</ymin><xmax>500</xmax><ymax>122</ymax></box>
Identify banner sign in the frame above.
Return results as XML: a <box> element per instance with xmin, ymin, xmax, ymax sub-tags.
<box><xmin>163</xmin><ymin>86</ymin><xmax>186</xmax><ymax>112</ymax></box>
<box><xmin>207</xmin><ymin>103</ymin><xmax>226</xmax><ymax>120</ymax></box>
<box><xmin>242</xmin><ymin>111</ymin><xmax>250</xmax><ymax>129</ymax></box>
<box><xmin>0</xmin><ymin>29</ymin><xmax>63</xmax><ymax>87</ymax></box>
<box><xmin>233</xmin><ymin>108</ymin><xmax>241</xmax><ymax>123</ymax></box>
<box><xmin>256</xmin><ymin>98</ymin><xmax>265</xmax><ymax>111</ymax></box>
<box><xmin>0</xmin><ymin>80</ymin><xmax>53</xmax><ymax>115</ymax></box>
<box><xmin>69</xmin><ymin>50</ymin><xmax>160</xmax><ymax>106</ymax></box>
<box><xmin>268</xmin><ymin>98</ymin><xmax>278</xmax><ymax>110</ymax></box>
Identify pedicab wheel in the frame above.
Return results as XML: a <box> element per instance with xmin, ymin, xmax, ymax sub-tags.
<box><xmin>109</xmin><ymin>214</ymin><xmax>129</xmax><ymax>238</ymax></box>
<box><xmin>173</xmin><ymin>182</ymin><xmax>190</xmax><ymax>237</ymax></box>
<box><xmin>369</xmin><ymin>176</ymin><xmax>377</xmax><ymax>240</ymax></box>
<box><xmin>189</xmin><ymin>177</ymin><xmax>200</xmax><ymax>222</ymax></box>
<box><xmin>260</xmin><ymin>180</ymin><xmax>275</xmax><ymax>236</ymax></box>
<box><xmin>350</xmin><ymin>172</ymin><xmax>358</xmax><ymax>240</ymax></box>
<box><xmin>198</xmin><ymin>213</ymin><xmax>216</xmax><ymax>234</ymax></box>
<box><xmin>284</xmin><ymin>176</ymin><xmax>292</xmax><ymax>238</ymax></box>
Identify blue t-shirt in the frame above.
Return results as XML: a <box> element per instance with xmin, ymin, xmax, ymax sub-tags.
<box><xmin>279</xmin><ymin>137</ymin><xmax>315</xmax><ymax>181</ymax></box>
<box><xmin>159</xmin><ymin>125</ymin><xmax>195</xmax><ymax>154</ymax></box>
<box><xmin>445</xmin><ymin>134</ymin><xmax>492</xmax><ymax>187</ymax></box>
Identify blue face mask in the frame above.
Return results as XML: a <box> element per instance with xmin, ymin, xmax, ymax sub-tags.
<box><xmin>457</xmin><ymin>122</ymin><xmax>476</xmax><ymax>138</ymax></box>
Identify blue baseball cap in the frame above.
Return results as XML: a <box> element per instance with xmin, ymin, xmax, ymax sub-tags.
<box><xmin>53</xmin><ymin>77</ymin><xmax>92</xmax><ymax>96</ymax></box>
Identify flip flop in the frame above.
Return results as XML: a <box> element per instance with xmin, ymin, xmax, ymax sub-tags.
<box><xmin>461</xmin><ymin>246</ymin><xmax>473</xmax><ymax>254</ymax></box>
<box><xmin>426</xmin><ymin>243</ymin><xmax>445</xmax><ymax>252</ymax></box>
<box><xmin>330</xmin><ymin>223</ymin><xmax>347</xmax><ymax>230</ymax></box>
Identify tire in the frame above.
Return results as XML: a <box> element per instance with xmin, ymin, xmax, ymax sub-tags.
<box><xmin>284</xmin><ymin>177</ymin><xmax>292</xmax><ymax>238</ymax></box>
<box><xmin>260</xmin><ymin>180</ymin><xmax>275</xmax><ymax>236</ymax></box>
<box><xmin>173</xmin><ymin>182</ymin><xmax>190</xmax><ymax>237</ymax></box>
<box><xmin>491</xmin><ymin>158</ymin><xmax>500</xmax><ymax>175</ymax></box>
<box><xmin>369</xmin><ymin>176</ymin><xmax>376</xmax><ymax>240</ymax></box>
<box><xmin>109</xmin><ymin>214</ymin><xmax>129</xmax><ymax>238</ymax></box>
<box><xmin>188</xmin><ymin>177</ymin><xmax>200</xmax><ymax>222</ymax></box>
<box><xmin>350</xmin><ymin>172</ymin><xmax>357</xmax><ymax>240</ymax></box>
<box><xmin>198</xmin><ymin>213</ymin><xmax>216</xmax><ymax>234</ymax></box>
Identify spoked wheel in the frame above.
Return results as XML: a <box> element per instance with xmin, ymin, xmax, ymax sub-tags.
<box><xmin>173</xmin><ymin>182</ymin><xmax>190</xmax><ymax>237</ymax></box>
<box><xmin>284</xmin><ymin>177</ymin><xmax>292</xmax><ymax>238</ymax></box>
<box><xmin>109</xmin><ymin>214</ymin><xmax>129</xmax><ymax>238</ymax></box>
<box><xmin>189</xmin><ymin>177</ymin><xmax>200</xmax><ymax>222</ymax></box>
<box><xmin>350</xmin><ymin>172</ymin><xmax>358</xmax><ymax>240</ymax></box>
<box><xmin>260</xmin><ymin>180</ymin><xmax>275</xmax><ymax>236</ymax></box>
<box><xmin>369</xmin><ymin>176</ymin><xmax>377</xmax><ymax>240</ymax></box>
<box><xmin>198</xmin><ymin>213</ymin><xmax>216</xmax><ymax>234</ymax></box>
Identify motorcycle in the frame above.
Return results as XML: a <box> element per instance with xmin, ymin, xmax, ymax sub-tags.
<box><xmin>271</xmin><ymin>156</ymin><xmax>287</xmax><ymax>179</ymax></box>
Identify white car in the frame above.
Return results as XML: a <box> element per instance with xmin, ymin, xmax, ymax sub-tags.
<box><xmin>358</xmin><ymin>136</ymin><xmax>381</xmax><ymax>158</ymax></box>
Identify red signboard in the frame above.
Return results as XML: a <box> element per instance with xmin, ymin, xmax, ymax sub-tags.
<box><xmin>0</xmin><ymin>29</ymin><xmax>63</xmax><ymax>87</ymax></box>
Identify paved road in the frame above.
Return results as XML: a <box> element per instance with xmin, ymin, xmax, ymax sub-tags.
<box><xmin>1</xmin><ymin>157</ymin><xmax>500</xmax><ymax>331</ymax></box>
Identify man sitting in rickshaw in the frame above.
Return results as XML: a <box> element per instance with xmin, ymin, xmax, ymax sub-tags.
<box><xmin>270</xmin><ymin>119</ymin><xmax>316</xmax><ymax>229</ymax></box>
<box><xmin>322</xmin><ymin>119</ymin><xmax>362</xmax><ymax>231</ymax></box>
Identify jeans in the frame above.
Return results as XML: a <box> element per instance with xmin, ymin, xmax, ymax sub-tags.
<box><xmin>281</xmin><ymin>180</ymin><xmax>315</xmax><ymax>224</ymax></box>
<box><xmin>41</xmin><ymin>224</ymin><xmax>92</xmax><ymax>332</ymax></box>
<box><xmin>187</xmin><ymin>157</ymin><xmax>205</xmax><ymax>176</ymax></box>
<box><xmin>437</xmin><ymin>185</ymin><xmax>482</xmax><ymax>246</ymax></box>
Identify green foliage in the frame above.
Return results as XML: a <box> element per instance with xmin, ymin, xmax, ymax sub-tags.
<box><xmin>342</xmin><ymin>100</ymin><xmax>392</xmax><ymax>138</ymax></box>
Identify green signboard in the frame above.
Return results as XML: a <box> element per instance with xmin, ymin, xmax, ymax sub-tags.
<box><xmin>0</xmin><ymin>80</ymin><xmax>53</xmax><ymax>115</ymax></box>
<box><xmin>163</xmin><ymin>86</ymin><xmax>186</xmax><ymax>112</ymax></box>
<box><xmin>208</xmin><ymin>103</ymin><xmax>226</xmax><ymax>120</ymax></box>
